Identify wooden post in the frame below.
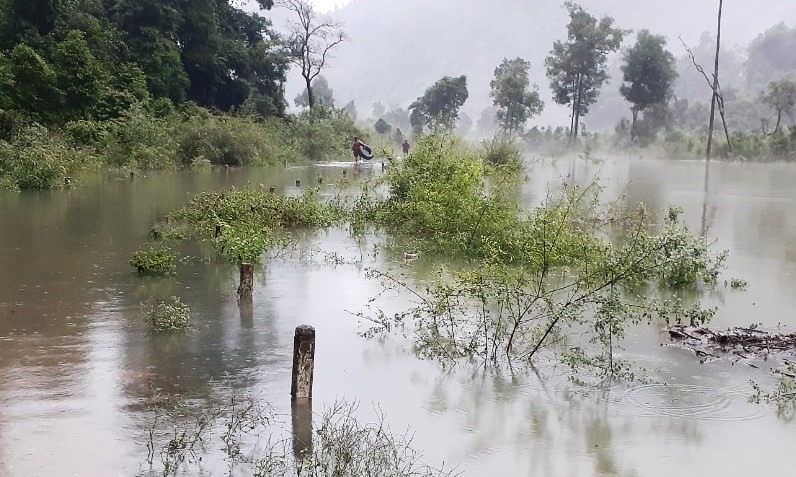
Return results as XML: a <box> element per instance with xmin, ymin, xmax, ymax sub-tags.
<box><xmin>295</xmin><ymin>179</ymin><xmax>301</xmax><ymax>187</ymax></box>
<box><xmin>291</xmin><ymin>325</ymin><xmax>315</xmax><ymax>399</ymax></box>
<box><xmin>269</xmin><ymin>186</ymin><xmax>276</xmax><ymax>193</ymax></box>
<box><xmin>238</xmin><ymin>263</ymin><xmax>254</xmax><ymax>297</ymax></box>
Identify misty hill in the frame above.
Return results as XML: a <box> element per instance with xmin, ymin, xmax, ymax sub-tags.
<box><xmin>275</xmin><ymin>0</ymin><xmax>796</xmax><ymax>131</ymax></box>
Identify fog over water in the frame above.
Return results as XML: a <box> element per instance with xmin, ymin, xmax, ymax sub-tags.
<box><xmin>264</xmin><ymin>0</ymin><xmax>796</xmax><ymax>129</ymax></box>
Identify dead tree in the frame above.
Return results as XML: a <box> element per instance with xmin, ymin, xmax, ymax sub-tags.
<box><xmin>679</xmin><ymin>0</ymin><xmax>732</xmax><ymax>161</ymax></box>
<box><xmin>278</xmin><ymin>0</ymin><xmax>346</xmax><ymax>110</ymax></box>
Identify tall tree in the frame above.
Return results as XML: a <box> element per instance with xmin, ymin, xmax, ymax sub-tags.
<box><xmin>52</xmin><ymin>30</ymin><xmax>110</xmax><ymax>120</ymax></box>
<box><xmin>409</xmin><ymin>75</ymin><xmax>468</xmax><ymax>133</ymax></box>
<box><xmin>294</xmin><ymin>74</ymin><xmax>334</xmax><ymax>108</ymax></box>
<box><xmin>490</xmin><ymin>57</ymin><xmax>544</xmax><ymax>137</ymax></box>
<box><xmin>545</xmin><ymin>2</ymin><xmax>627</xmax><ymax>143</ymax></box>
<box><xmin>278</xmin><ymin>0</ymin><xmax>345</xmax><ymax>110</ymax></box>
<box><xmin>620</xmin><ymin>30</ymin><xmax>678</xmax><ymax>141</ymax></box>
<box><xmin>762</xmin><ymin>79</ymin><xmax>796</xmax><ymax>133</ymax></box>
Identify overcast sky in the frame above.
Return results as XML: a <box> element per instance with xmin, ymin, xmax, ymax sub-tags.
<box><xmin>308</xmin><ymin>0</ymin><xmax>352</xmax><ymax>12</ymax></box>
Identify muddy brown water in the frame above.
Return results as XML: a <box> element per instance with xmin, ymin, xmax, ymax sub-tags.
<box><xmin>1</xmin><ymin>157</ymin><xmax>795</xmax><ymax>476</ymax></box>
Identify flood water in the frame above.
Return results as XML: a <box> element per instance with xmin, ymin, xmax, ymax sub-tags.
<box><xmin>1</xmin><ymin>156</ymin><xmax>795</xmax><ymax>476</ymax></box>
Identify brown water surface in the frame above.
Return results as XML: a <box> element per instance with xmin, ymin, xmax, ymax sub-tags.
<box><xmin>1</xmin><ymin>157</ymin><xmax>795</xmax><ymax>476</ymax></box>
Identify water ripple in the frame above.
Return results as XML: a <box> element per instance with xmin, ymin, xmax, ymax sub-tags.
<box><xmin>621</xmin><ymin>383</ymin><xmax>768</xmax><ymax>421</ymax></box>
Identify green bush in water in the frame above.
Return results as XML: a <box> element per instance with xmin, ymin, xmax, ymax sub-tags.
<box><xmin>145</xmin><ymin>296</ymin><xmax>191</xmax><ymax>331</ymax></box>
<box><xmin>481</xmin><ymin>137</ymin><xmax>523</xmax><ymax>169</ymax></box>
<box><xmin>178</xmin><ymin>114</ymin><xmax>297</xmax><ymax>166</ymax></box>
<box><xmin>213</xmin><ymin>225</ymin><xmax>272</xmax><ymax>264</ymax></box>
<box><xmin>102</xmin><ymin>106</ymin><xmax>179</xmax><ymax>169</ymax></box>
<box><xmin>288</xmin><ymin>107</ymin><xmax>364</xmax><ymax>160</ymax></box>
<box><xmin>0</xmin><ymin>124</ymin><xmax>80</xmax><ymax>190</ymax></box>
<box><xmin>130</xmin><ymin>246</ymin><xmax>177</xmax><ymax>275</ymax></box>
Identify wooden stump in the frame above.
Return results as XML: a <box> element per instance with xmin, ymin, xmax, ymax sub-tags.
<box><xmin>237</xmin><ymin>263</ymin><xmax>254</xmax><ymax>297</ymax></box>
<box><xmin>291</xmin><ymin>325</ymin><xmax>315</xmax><ymax>399</ymax></box>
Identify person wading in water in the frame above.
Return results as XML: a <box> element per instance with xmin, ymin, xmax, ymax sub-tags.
<box><xmin>352</xmin><ymin>137</ymin><xmax>366</xmax><ymax>163</ymax></box>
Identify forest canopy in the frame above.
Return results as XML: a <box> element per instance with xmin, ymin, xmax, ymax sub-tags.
<box><xmin>0</xmin><ymin>0</ymin><xmax>289</xmax><ymax>123</ymax></box>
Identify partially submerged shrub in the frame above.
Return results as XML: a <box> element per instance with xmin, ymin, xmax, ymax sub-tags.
<box><xmin>130</xmin><ymin>246</ymin><xmax>177</xmax><ymax>275</ymax></box>
<box><xmin>102</xmin><ymin>106</ymin><xmax>179</xmax><ymax>169</ymax></box>
<box><xmin>148</xmin><ymin>187</ymin><xmax>345</xmax><ymax>265</ymax></box>
<box><xmin>358</xmin><ymin>135</ymin><xmax>726</xmax><ymax>376</ymax></box>
<box><xmin>178</xmin><ymin>114</ymin><xmax>296</xmax><ymax>166</ymax></box>
<box><xmin>288</xmin><ymin>107</ymin><xmax>364</xmax><ymax>160</ymax></box>
<box><xmin>213</xmin><ymin>225</ymin><xmax>272</xmax><ymax>264</ymax></box>
<box><xmin>481</xmin><ymin>137</ymin><xmax>523</xmax><ymax>169</ymax></box>
<box><xmin>751</xmin><ymin>362</ymin><xmax>796</xmax><ymax>420</ymax></box>
<box><xmin>0</xmin><ymin>124</ymin><xmax>85</xmax><ymax>190</ymax></box>
<box><xmin>145</xmin><ymin>296</ymin><xmax>191</xmax><ymax>331</ymax></box>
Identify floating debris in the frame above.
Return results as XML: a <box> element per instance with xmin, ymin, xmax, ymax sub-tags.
<box><xmin>664</xmin><ymin>324</ymin><xmax>796</xmax><ymax>366</ymax></box>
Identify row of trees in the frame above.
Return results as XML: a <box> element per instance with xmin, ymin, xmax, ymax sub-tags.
<box><xmin>369</xmin><ymin>2</ymin><xmax>679</xmax><ymax>143</ymax></box>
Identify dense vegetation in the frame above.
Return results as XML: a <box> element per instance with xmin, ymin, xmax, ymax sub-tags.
<box><xmin>351</xmin><ymin>135</ymin><xmax>724</xmax><ymax>375</ymax></box>
<box><xmin>0</xmin><ymin>0</ymin><xmax>362</xmax><ymax>191</ymax></box>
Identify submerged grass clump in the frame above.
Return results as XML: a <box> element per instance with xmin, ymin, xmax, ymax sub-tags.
<box><xmin>145</xmin><ymin>296</ymin><xmax>191</xmax><ymax>331</ymax></box>
<box><xmin>481</xmin><ymin>136</ymin><xmax>523</xmax><ymax>170</ymax></box>
<box><xmin>146</xmin><ymin>187</ymin><xmax>345</xmax><ymax>265</ymax></box>
<box><xmin>145</xmin><ymin>395</ymin><xmax>455</xmax><ymax>477</ymax></box>
<box><xmin>130</xmin><ymin>245</ymin><xmax>177</xmax><ymax>275</ymax></box>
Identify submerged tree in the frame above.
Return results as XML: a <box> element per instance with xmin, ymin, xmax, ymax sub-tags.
<box><xmin>490</xmin><ymin>57</ymin><xmax>544</xmax><ymax>137</ymax></box>
<box><xmin>620</xmin><ymin>30</ymin><xmax>678</xmax><ymax>141</ymax></box>
<box><xmin>761</xmin><ymin>79</ymin><xmax>796</xmax><ymax>133</ymax></box>
<box><xmin>545</xmin><ymin>2</ymin><xmax>627</xmax><ymax>143</ymax></box>
<box><xmin>295</xmin><ymin>74</ymin><xmax>335</xmax><ymax>108</ymax></box>
<box><xmin>278</xmin><ymin>0</ymin><xmax>345</xmax><ymax>110</ymax></box>
<box><xmin>409</xmin><ymin>75</ymin><xmax>469</xmax><ymax>133</ymax></box>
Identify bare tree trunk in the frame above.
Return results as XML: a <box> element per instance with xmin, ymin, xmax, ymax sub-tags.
<box><xmin>304</xmin><ymin>75</ymin><xmax>314</xmax><ymax>110</ymax></box>
<box><xmin>569</xmin><ymin>78</ymin><xmax>578</xmax><ymax>144</ymax></box>
<box><xmin>775</xmin><ymin>110</ymin><xmax>782</xmax><ymax>133</ymax></box>
<box><xmin>630</xmin><ymin>107</ymin><xmax>638</xmax><ymax>142</ymax></box>
<box><xmin>705</xmin><ymin>0</ymin><xmax>723</xmax><ymax>162</ymax></box>
<box><xmin>718</xmin><ymin>96</ymin><xmax>732</xmax><ymax>152</ymax></box>
<box><xmin>572</xmin><ymin>73</ymin><xmax>582</xmax><ymax>143</ymax></box>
